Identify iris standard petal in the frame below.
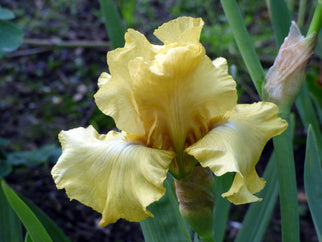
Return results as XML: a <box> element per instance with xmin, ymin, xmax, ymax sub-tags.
<box><xmin>95</xmin><ymin>17</ymin><xmax>237</xmax><ymax>151</ymax></box>
<box><xmin>94</xmin><ymin>29</ymin><xmax>158</xmax><ymax>135</ymax></box>
<box><xmin>128</xmin><ymin>48</ymin><xmax>237</xmax><ymax>151</ymax></box>
<box><xmin>51</xmin><ymin>125</ymin><xmax>175</xmax><ymax>226</ymax></box>
<box><xmin>186</xmin><ymin>102</ymin><xmax>287</xmax><ymax>204</ymax></box>
<box><xmin>154</xmin><ymin>16</ymin><xmax>204</xmax><ymax>44</ymax></box>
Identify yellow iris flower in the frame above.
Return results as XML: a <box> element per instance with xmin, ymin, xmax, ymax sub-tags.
<box><xmin>51</xmin><ymin>17</ymin><xmax>287</xmax><ymax>226</ymax></box>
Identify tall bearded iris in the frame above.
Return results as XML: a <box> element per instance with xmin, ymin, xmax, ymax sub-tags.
<box><xmin>51</xmin><ymin>17</ymin><xmax>287</xmax><ymax>226</ymax></box>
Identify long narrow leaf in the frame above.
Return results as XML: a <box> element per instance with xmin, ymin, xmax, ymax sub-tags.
<box><xmin>24</xmin><ymin>232</ymin><xmax>32</xmax><ymax>242</ymax></box>
<box><xmin>99</xmin><ymin>0</ymin><xmax>125</xmax><ymax>49</ymax></box>
<box><xmin>20</xmin><ymin>195</ymin><xmax>70</xmax><ymax>242</ymax></box>
<box><xmin>1</xmin><ymin>180</ymin><xmax>52</xmax><ymax>242</ymax></box>
<box><xmin>213</xmin><ymin>173</ymin><xmax>233</xmax><ymax>242</ymax></box>
<box><xmin>140</xmin><ymin>179</ymin><xmax>191</xmax><ymax>242</ymax></box>
<box><xmin>295</xmin><ymin>85</ymin><xmax>322</xmax><ymax>149</ymax></box>
<box><xmin>0</xmin><ymin>178</ymin><xmax>23</xmax><ymax>242</ymax></box>
<box><xmin>220</xmin><ymin>0</ymin><xmax>265</xmax><ymax>96</ymax></box>
<box><xmin>268</xmin><ymin>0</ymin><xmax>292</xmax><ymax>46</ymax></box>
<box><xmin>304</xmin><ymin>126</ymin><xmax>322</xmax><ymax>241</ymax></box>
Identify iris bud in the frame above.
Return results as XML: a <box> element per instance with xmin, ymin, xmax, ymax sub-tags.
<box><xmin>263</xmin><ymin>22</ymin><xmax>317</xmax><ymax>108</ymax></box>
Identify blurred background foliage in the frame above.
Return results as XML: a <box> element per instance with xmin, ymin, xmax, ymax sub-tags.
<box><xmin>0</xmin><ymin>0</ymin><xmax>321</xmax><ymax>241</ymax></box>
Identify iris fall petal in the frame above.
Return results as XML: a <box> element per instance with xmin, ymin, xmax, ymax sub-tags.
<box><xmin>51</xmin><ymin>125</ymin><xmax>175</xmax><ymax>226</ymax></box>
<box><xmin>186</xmin><ymin>102</ymin><xmax>287</xmax><ymax>204</ymax></box>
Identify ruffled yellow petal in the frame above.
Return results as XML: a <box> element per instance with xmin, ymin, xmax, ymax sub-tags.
<box><xmin>94</xmin><ymin>29</ymin><xmax>158</xmax><ymax>135</ymax></box>
<box><xmin>51</xmin><ymin>126</ymin><xmax>175</xmax><ymax>226</ymax></box>
<box><xmin>186</xmin><ymin>102</ymin><xmax>287</xmax><ymax>204</ymax></box>
<box><xmin>95</xmin><ymin>17</ymin><xmax>237</xmax><ymax>152</ymax></box>
<box><xmin>128</xmin><ymin>50</ymin><xmax>237</xmax><ymax>151</ymax></box>
<box><xmin>154</xmin><ymin>16</ymin><xmax>204</xmax><ymax>44</ymax></box>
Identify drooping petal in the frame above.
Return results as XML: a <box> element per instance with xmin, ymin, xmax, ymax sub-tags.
<box><xmin>94</xmin><ymin>29</ymin><xmax>159</xmax><ymax>135</ymax></box>
<box><xmin>51</xmin><ymin>126</ymin><xmax>175</xmax><ymax>226</ymax></box>
<box><xmin>154</xmin><ymin>16</ymin><xmax>204</xmax><ymax>44</ymax></box>
<box><xmin>186</xmin><ymin>102</ymin><xmax>287</xmax><ymax>204</ymax></box>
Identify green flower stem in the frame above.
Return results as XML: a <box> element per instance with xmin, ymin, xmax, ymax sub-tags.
<box><xmin>272</xmin><ymin>3</ymin><xmax>321</xmax><ymax>241</ymax></box>
<box><xmin>267</xmin><ymin>1</ymin><xmax>302</xmax><ymax>241</ymax></box>
<box><xmin>307</xmin><ymin>0</ymin><xmax>322</xmax><ymax>36</ymax></box>
<box><xmin>220</xmin><ymin>0</ymin><xmax>265</xmax><ymax>97</ymax></box>
<box><xmin>272</xmin><ymin>107</ymin><xmax>299</xmax><ymax>242</ymax></box>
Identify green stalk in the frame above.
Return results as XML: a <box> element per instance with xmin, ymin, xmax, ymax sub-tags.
<box><xmin>220</xmin><ymin>0</ymin><xmax>265</xmax><ymax>97</ymax></box>
<box><xmin>267</xmin><ymin>1</ymin><xmax>301</xmax><ymax>241</ymax></box>
<box><xmin>307</xmin><ymin>0</ymin><xmax>322</xmax><ymax>36</ymax></box>
<box><xmin>272</xmin><ymin>107</ymin><xmax>299</xmax><ymax>242</ymax></box>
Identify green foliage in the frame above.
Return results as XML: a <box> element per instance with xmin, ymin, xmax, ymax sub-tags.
<box><xmin>118</xmin><ymin>0</ymin><xmax>135</xmax><ymax>27</ymax></box>
<box><xmin>0</xmin><ymin>140</ymin><xmax>61</xmax><ymax>177</ymax></box>
<box><xmin>99</xmin><ymin>0</ymin><xmax>125</xmax><ymax>48</ymax></box>
<box><xmin>1</xmin><ymin>179</ymin><xmax>52</xmax><ymax>242</ymax></box>
<box><xmin>201</xmin><ymin>24</ymin><xmax>235</xmax><ymax>56</ymax></box>
<box><xmin>89</xmin><ymin>108</ymin><xmax>115</xmax><ymax>133</ymax></box>
<box><xmin>0</xmin><ymin>19</ymin><xmax>23</xmax><ymax>57</ymax></box>
<box><xmin>213</xmin><ymin>173</ymin><xmax>233</xmax><ymax>242</ymax></box>
<box><xmin>0</xmin><ymin>179</ymin><xmax>23</xmax><ymax>242</ymax></box>
<box><xmin>315</xmin><ymin>31</ymin><xmax>322</xmax><ymax>58</ymax></box>
<box><xmin>140</xmin><ymin>179</ymin><xmax>191</xmax><ymax>242</ymax></box>
<box><xmin>236</xmin><ymin>155</ymin><xmax>278</xmax><ymax>242</ymax></box>
<box><xmin>0</xmin><ymin>6</ymin><xmax>15</xmax><ymax>20</ymax></box>
<box><xmin>20</xmin><ymin>194</ymin><xmax>70</xmax><ymax>242</ymax></box>
<box><xmin>220</xmin><ymin>0</ymin><xmax>265</xmax><ymax>97</ymax></box>
<box><xmin>0</xmin><ymin>138</ymin><xmax>12</xmax><ymax>177</ymax></box>
<box><xmin>0</xmin><ymin>6</ymin><xmax>23</xmax><ymax>57</ymax></box>
<box><xmin>0</xmin><ymin>0</ymin><xmax>321</xmax><ymax>241</ymax></box>
<box><xmin>304</xmin><ymin>126</ymin><xmax>322</xmax><ymax>241</ymax></box>
<box><xmin>24</xmin><ymin>232</ymin><xmax>32</xmax><ymax>242</ymax></box>
<box><xmin>307</xmin><ymin>66</ymin><xmax>322</xmax><ymax>104</ymax></box>
<box><xmin>268</xmin><ymin>0</ymin><xmax>292</xmax><ymax>47</ymax></box>
<box><xmin>7</xmin><ymin>144</ymin><xmax>61</xmax><ymax>167</ymax></box>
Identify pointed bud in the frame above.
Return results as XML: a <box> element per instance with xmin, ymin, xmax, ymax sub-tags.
<box><xmin>263</xmin><ymin>21</ymin><xmax>317</xmax><ymax>108</ymax></box>
<box><xmin>174</xmin><ymin>166</ymin><xmax>215</xmax><ymax>240</ymax></box>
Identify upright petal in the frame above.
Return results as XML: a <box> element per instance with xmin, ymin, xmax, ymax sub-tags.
<box><xmin>94</xmin><ymin>29</ymin><xmax>159</xmax><ymax>135</ymax></box>
<box><xmin>128</xmin><ymin>49</ymin><xmax>237</xmax><ymax>151</ymax></box>
<box><xmin>95</xmin><ymin>17</ymin><xmax>237</xmax><ymax>152</ymax></box>
<box><xmin>186</xmin><ymin>102</ymin><xmax>287</xmax><ymax>204</ymax></box>
<box><xmin>51</xmin><ymin>126</ymin><xmax>175</xmax><ymax>226</ymax></box>
<box><xmin>154</xmin><ymin>16</ymin><xmax>204</xmax><ymax>44</ymax></box>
